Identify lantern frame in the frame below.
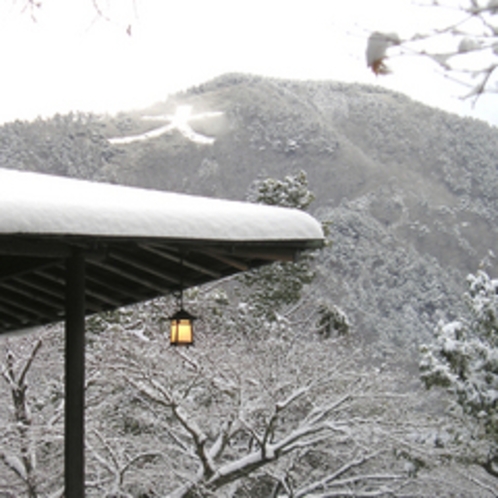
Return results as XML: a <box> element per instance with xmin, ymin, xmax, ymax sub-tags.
<box><xmin>169</xmin><ymin>286</ymin><xmax>196</xmax><ymax>345</ymax></box>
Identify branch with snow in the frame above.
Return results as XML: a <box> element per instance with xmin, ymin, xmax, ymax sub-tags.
<box><xmin>145</xmin><ymin>375</ymin><xmax>381</xmax><ymax>498</ymax></box>
<box><xmin>0</xmin><ymin>338</ymin><xmax>44</xmax><ymax>496</ymax></box>
<box><xmin>87</xmin><ymin>430</ymin><xmax>163</xmax><ymax>495</ymax></box>
<box><xmin>367</xmin><ymin>1</ymin><xmax>498</xmax><ymax>101</ymax></box>
<box><xmin>127</xmin><ymin>375</ymin><xmax>217</xmax><ymax>480</ymax></box>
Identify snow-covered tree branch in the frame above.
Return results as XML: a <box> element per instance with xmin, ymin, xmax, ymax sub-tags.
<box><xmin>367</xmin><ymin>0</ymin><xmax>498</xmax><ymax>101</ymax></box>
<box><xmin>0</xmin><ymin>338</ymin><xmax>42</xmax><ymax>497</ymax></box>
<box><xmin>120</xmin><ymin>329</ymin><xmax>410</xmax><ymax>498</ymax></box>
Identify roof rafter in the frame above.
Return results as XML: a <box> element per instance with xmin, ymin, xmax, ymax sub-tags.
<box><xmin>108</xmin><ymin>249</ymin><xmax>184</xmax><ymax>286</ymax></box>
<box><xmin>141</xmin><ymin>243</ymin><xmax>222</xmax><ymax>279</ymax></box>
<box><xmin>88</xmin><ymin>259</ymin><xmax>171</xmax><ymax>296</ymax></box>
<box><xmin>0</xmin><ymin>282</ymin><xmax>65</xmax><ymax>311</ymax></box>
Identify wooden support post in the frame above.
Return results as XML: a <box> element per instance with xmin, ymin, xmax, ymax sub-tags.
<box><xmin>65</xmin><ymin>251</ymin><xmax>86</xmax><ymax>498</ymax></box>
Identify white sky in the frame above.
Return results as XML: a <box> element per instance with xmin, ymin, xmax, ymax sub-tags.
<box><xmin>0</xmin><ymin>0</ymin><xmax>496</xmax><ymax>126</ymax></box>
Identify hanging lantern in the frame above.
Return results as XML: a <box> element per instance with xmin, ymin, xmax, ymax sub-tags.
<box><xmin>170</xmin><ymin>308</ymin><xmax>196</xmax><ymax>345</ymax></box>
<box><xmin>170</xmin><ymin>289</ymin><xmax>196</xmax><ymax>345</ymax></box>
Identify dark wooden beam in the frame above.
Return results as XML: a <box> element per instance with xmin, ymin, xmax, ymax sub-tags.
<box><xmin>89</xmin><ymin>259</ymin><xmax>170</xmax><ymax>295</ymax></box>
<box><xmin>199</xmin><ymin>248</ymin><xmax>249</xmax><ymax>272</ymax></box>
<box><xmin>0</xmin><ymin>305</ymin><xmax>29</xmax><ymax>328</ymax></box>
<box><xmin>0</xmin><ymin>282</ymin><xmax>65</xmax><ymax>311</ymax></box>
<box><xmin>65</xmin><ymin>251</ymin><xmax>86</xmax><ymax>498</ymax></box>
<box><xmin>229</xmin><ymin>248</ymin><xmax>297</xmax><ymax>262</ymax></box>
<box><xmin>35</xmin><ymin>270</ymin><xmax>103</xmax><ymax>313</ymax></box>
<box><xmin>17</xmin><ymin>275</ymin><xmax>66</xmax><ymax>303</ymax></box>
<box><xmin>0</xmin><ymin>238</ymin><xmax>71</xmax><ymax>257</ymax></box>
<box><xmin>84</xmin><ymin>273</ymin><xmax>147</xmax><ymax>303</ymax></box>
<box><xmin>109</xmin><ymin>250</ymin><xmax>183</xmax><ymax>285</ymax></box>
<box><xmin>0</xmin><ymin>292</ymin><xmax>58</xmax><ymax>322</ymax></box>
<box><xmin>204</xmin><ymin>244</ymin><xmax>300</xmax><ymax>262</ymax></box>
<box><xmin>142</xmin><ymin>244</ymin><xmax>221</xmax><ymax>279</ymax></box>
<box><xmin>0</xmin><ymin>258</ymin><xmax>62</xmax><ymax>283</ymax></box>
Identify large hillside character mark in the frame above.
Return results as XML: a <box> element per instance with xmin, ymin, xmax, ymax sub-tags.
<box><xmin>109</xmin><ymin>105</ymin><xmax>223</xmax><ymax>145</ymax></box>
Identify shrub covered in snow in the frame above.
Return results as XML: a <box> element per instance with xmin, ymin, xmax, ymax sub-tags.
<box><xmin>420</xmin><ymin>270</ymin><xmax>498</xmax><ymax>476</ymax></box>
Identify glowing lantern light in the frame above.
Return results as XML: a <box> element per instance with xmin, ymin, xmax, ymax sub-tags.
<box><xmin>169</xmin><ymin>288</ymin><xmax>196</xmax><ymax>345</ymax></box>
<box><xmin>170</xmin><ymin>308</ymin><xmax>196</xmax><ymax>345</ymax></box>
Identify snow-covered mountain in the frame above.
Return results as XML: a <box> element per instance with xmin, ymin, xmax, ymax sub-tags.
<box><xmin>1</xmin><ymin>73</ymin><xmax>498</xmax><ymax>496</ymax></box>
<box><xmin>3</xmin><ymin>74</ymin><xmax>498</xmax><ymax>349</ymax></box>
<box><xmin>46</xmin><ymin>74</ymin><xmax>498</xmax><ymax>348</ymax></box>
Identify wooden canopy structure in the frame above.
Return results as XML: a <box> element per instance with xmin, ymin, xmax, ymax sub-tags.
<box><xmin>0</xmin><ymin>168</ymin><xmax>324</xmax><ymax>497</ymax></box>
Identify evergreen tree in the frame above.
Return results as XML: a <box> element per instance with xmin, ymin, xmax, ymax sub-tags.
<box><xmin>241</xmin><ymin>171</ymin><xmax>318</xmax><ymax>320</ymax></box>
<box><xmin>420</xmin><ymin>270</ymin><xmax>498</xmax><ymax>478</ymax></box>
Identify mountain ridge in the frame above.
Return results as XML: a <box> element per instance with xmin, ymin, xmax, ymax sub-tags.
<box><xmin>1</xmin><ymin>73</ymin><xmax>498</xmax><ymax>348</ymax></box>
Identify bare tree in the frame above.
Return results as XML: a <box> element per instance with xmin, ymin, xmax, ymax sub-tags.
<box><xmin>0</xmin><ymin>337</ymin><xmax>42</xmax><ymax>497</ymax></box>
<box><xmin>0</xmin><ymin>330</ymin><xmax>65</xmax><ymax>498</ymax></box>
<box><xmin>13</xmin><ymin>0</ymin><xmax>137</xmax><ymax>35</ymax></box>
<box><xmin>113</xmin><ymin>298</ymin><xmax>412</xmax><ymax>498</ymax></box>
<box><xmin>367</xmin><ymin>0</ymin><xmax>498</xmax><ymax>102</ymax></box>
<box><xmin>88</xmin><ymin>282</ymin><xmax>498</xmax><ymax>497</ymax></box>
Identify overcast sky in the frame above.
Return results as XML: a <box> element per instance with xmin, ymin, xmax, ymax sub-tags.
<box><xmin>0</xmin><ymin>0</ymin><xmax>496</xmax><ymax>126</ymax></box>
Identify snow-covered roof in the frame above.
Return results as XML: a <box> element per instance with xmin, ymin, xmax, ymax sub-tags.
<box><xmin>0</xmin><ymin>168</ymin><xmax>324</xmax><ymax>334</ymax></box>
<box><xmin>0</xmin><ymin>168</ymin><xmax>323</xmax><ymax>242</ymax></box>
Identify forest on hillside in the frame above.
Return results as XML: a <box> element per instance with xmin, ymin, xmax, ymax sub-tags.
<box><xmin>0</xmin><ymin>75</ymin><xmax>497</xmax><ymax>496</ymax></box>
